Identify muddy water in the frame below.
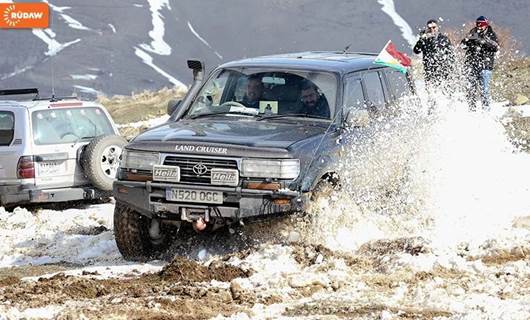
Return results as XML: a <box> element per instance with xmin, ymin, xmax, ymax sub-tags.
<box><xmin>1</xmin><ymin>98</ymin><xmax>530</xmax><ymax>319</ymax></box>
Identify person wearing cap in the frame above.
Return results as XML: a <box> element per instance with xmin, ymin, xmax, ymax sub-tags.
<box><xmin>461</xmin><ymin>16</ymin><xmax>499</xmax><ymax>111</ymax></box>
<box><xmin>413</xmin><ymin>19</ymin><xmax>455</xmax><ymax>88</ymax></box>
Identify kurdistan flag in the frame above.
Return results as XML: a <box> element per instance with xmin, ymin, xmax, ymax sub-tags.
<box><xmin>374</xmin><ymin>40</ymin><xmax>411</xmax><ymax>73</ymax></box>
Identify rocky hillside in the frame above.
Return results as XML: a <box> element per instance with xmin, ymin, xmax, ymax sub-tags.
<box><xmin>1</xmin><ymin>0</ymin><xmax>528</xmax><ymax>98</ymax></box>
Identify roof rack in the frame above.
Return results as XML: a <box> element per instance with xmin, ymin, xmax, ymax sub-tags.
<box><xmin>339</xmin><ymin>51</ymin><xmax>378</xmax><ymax>56</ymax></box>
<box><xmin>0</xmin><ymin>88</ymin><xmax>80</xmax><ymax>102</ymax></box>
<box><xmin>33</xmin><ymin>95</ymin><xmax>79</xmax><ymax>102</ymax></box>
<box><xmin>0</xmin><ymin>88</ymin><xmax>39</xmax><ymax>97</ymax></box>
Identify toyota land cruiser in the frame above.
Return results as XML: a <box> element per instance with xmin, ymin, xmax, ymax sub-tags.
<box><xmin>113</xmin><ymin>52</ymin><xmax>415</xmax><ymax>260</ymax></box>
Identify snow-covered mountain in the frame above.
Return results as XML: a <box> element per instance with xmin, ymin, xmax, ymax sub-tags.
<box><xmin>1</xmin><ymin>0</ymin><xmax>528</xmax><ymax>97</ymax></box>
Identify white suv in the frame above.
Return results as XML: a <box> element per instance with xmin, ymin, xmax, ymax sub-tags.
<box><xmin>0</xmin><ymin>88</ymin><xmax>127</xmax><ymax>208</ymax></box>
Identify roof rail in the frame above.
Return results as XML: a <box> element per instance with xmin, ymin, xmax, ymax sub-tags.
<box><xmin>0</xmin><ymin>88</ymin><xmax>39</xmax><ymax>97</ymax></box>
<box><xmin>33</xmin><ymin>95</ymin><xmax>79</xmax><ymax>102</ymax></box>
<box><xmin>340</xmin><ymin>51</ymin><xmax>378</xmax><ymax>56</ymax></box>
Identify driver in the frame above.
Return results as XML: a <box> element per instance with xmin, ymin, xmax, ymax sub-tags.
<box><xmin>242</xmin><ymin>75</ymin><xmax>264</xmax><ymax>108</ymax></box>
<box><xmin>299</xmin><ymin>80</ymin><xmax>330</xmax><ymax>118</ymax></box>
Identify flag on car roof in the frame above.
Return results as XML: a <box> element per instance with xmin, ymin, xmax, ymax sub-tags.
<box><xmin>373</xmin><ymin>40</ymin><xmax>411</xmax><ymax>73</ymax></box>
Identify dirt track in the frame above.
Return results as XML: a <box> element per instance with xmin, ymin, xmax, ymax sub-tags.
<box><xmin>1</xmin><ymin>236</ymin><xmax>529</xmax><ymax>319</ymax></box>
<box><xmin>1</xmin><ymin>204</ymin><xmax>529</xmax><ymax>319</ymax></box>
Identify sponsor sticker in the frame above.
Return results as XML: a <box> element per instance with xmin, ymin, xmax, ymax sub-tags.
<box><xmin>1</xmin><ymin>3</ymin><xmax>49</xmax><ymax>29</ymax></box>
<box><xmin>153</xmin><ymin>165</ymin><xmax>180</xmax><ymax>182</ymax></box>
<box><xmin>211</xmin><ymin>168</ymin><xmax>239</xmax><ymax>186</ymax></box>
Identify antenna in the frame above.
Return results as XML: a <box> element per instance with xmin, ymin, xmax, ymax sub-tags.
<box><xmin>342</xmin><ymin>44</ymin><xmax>352</xmax><ymax>53</ymax></box>
<box><xmin>50</xmin><ymin>52</ymin><xmax>56</xmax><ymax>100</ymax></box>
<box><xmin>49</xmin><ymin>7</ymin><xmax>56</xmax><ymax>100</ymax></box>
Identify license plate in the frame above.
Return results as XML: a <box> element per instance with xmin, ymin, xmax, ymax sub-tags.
<box><xmin>37</xmin><ymin>161</ymin><xmax>66</xmax><ymax>176</ymax></box>
<box><xmin>165</xmin><ymin>188</ymin><xmax>223</xmax><ymax>204</ymax></box>
<box><xmin>211</xmin><ymin>168</ymin><xmax>239</xmax><ymax>186</ymax></box>
<box><xmin>153</xmin><ymin>165</ymin><xmax>180</xmax><ymax>182</ymax></box>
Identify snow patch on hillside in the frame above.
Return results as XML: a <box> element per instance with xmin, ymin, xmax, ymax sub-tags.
<box><xmin>378</xmin><ymin>0</ymin><xmax>416</xmax><ymax>47</ymax></box>
<box><xmin>187</xmin><ymin>21</ymin><xmax>223</xmax><ymax>60</ymax></box>
<box><xmin>139</xmin><ymin>0</ymin><xmax>172</xmax><ymax>56</ymax></box>
<box><xmin>134</xmin><ymin>47</ymin><xmax>185</xmax><ymax>88</ymax></box>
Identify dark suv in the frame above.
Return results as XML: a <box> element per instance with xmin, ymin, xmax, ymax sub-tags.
<box><xmin>113</xmin><ymin>51</ymin><xmax>415</xmax><ymax>260</ymax></box>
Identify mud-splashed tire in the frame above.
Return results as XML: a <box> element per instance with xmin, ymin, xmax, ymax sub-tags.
<box><xmin>113</xmin><ymin>202</ymin><xmax>175</xmax><ymax>261</ymax></box>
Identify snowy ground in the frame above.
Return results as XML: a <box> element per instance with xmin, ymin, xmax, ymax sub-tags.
<box><xmin>1</xmin><ymin>101</ymin><xmax>530</xmax><ymax>319</ymax></box>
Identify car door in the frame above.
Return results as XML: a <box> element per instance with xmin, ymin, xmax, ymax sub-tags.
<box><xmin>343</xmin><ymin>73</ymin><xmax>365</xmax><ymax>112</ymax></box>
<box><xmin>384</xmin><ymin>69</ymin><xmax>414</xmax><ymax>101</ymax></box>
<box><xmin>361</xmin><ymin>70</ymin><xmax>387</xmax><ymax>116</ymax></box>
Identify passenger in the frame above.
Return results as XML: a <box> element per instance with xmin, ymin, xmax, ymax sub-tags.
<box><xmin>299</xmin><ymin>81</ymin><xmax>330</xmax><ymax>118</ymax></box>
<box><xmin>413</xmin><ymin>19</ymin><xmax>455</xmax><ymax>87</ymax></box>
<box><xmin>461</xmin><ymin>16</ymin><xmax>499</xmax><ymax>111</ymax></box>
<box><xmin>242</xmin><ymin>75</ymin><xmax>264</xmax><ymax>108</ymax></box>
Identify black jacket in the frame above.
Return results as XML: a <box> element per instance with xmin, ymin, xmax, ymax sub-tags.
<box><xmin>413</xmin><ymin>32</ymin><xmax>455</xmax><ymax>83</ymax></box>
<box><xmin>461</xmin><ymin>26</ymin><xmax>499</xmax><ymax>71</ymax></box>
<box><xmin>301</xmin><ymin>96</ymin><xmax>330</xmax><ymax>118</ymax></box>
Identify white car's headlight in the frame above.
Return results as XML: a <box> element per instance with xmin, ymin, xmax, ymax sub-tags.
<box><xmin>241</xmin><ymin>159</ymin><xmax>300</xmax><ymax>179</ymax></box>
<box><xmin>121</xmin><ymin>149</ymin><xmax>160</xmax><ymax>170</ymax></box>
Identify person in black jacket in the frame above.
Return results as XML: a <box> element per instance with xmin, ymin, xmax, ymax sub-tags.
<box><xmin>461</xmin><ymin>16</ymin><xmax>499</xmax><ymax>111</ymax></box>
<box><xmin>299</xmin><ymin>81</ymin><xmax>330</xmax><ymax>118</ymax></box>
<box><xmin>413</xmin><ymin>19</ymin><xmax>455</xmax><ymax>88</ymax></box>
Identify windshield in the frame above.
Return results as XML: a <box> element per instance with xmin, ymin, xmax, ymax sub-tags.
<box><xmin>31</xmin><ymin>107</ymin><xmax>114</xmax><ymax>145</ymax></box>
<box><xmin>186</xmin><ymin>68</ymin><xmax>337</xmax><ymax>120</ymax></box>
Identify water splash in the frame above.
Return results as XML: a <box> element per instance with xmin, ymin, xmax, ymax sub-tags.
<box><xmin>303</xmin><ymin>91</ymin><xmax>530</xmax><ymax>253</ymax></box>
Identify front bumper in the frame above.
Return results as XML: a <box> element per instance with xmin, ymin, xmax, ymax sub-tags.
<box><xmin>113</xmin><ymin>180</ymin><xmax>306</xmax><ymax>221</ymax></box>
<box><xmin>0</xmin><ymin>184</ymin><xmax>109</xmax><ymax>207</ymax></box>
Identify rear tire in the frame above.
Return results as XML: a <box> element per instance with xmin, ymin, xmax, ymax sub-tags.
<box><xmin>82</xmin><ymin>135</ymin><xmax>127</xmax><ymax>191</ymax></box>
<box><xmin>113</xmin><ymin>202</ymin><xmax>177</xmax><ymax>261</ymax></box>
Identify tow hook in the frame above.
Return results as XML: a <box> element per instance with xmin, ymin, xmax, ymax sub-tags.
<box><xmin>192</xmin><ymin>217</ymin><xmax>207</xmax><ymax>232</ymax></box>
<box><xmin>181</xmin><ymin>208</ymin><xmax>209</xmax><ymax>232</ymax></box>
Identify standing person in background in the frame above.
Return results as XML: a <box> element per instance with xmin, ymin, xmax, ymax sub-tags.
<box><xmin>461</xmin><ymin>16</ymin><xmax>499</xmax><ymax>111</ymax></box>
<box><xmin>413</xmin><ymin>19</ymin><xmax>455</xmax><ymax>88</ymax></box>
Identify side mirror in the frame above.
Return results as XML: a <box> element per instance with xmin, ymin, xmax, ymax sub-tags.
<box><xmin>345</xmin><ymin>109</ymin><xmax>370</xmax><ymax>128</ymax></box>
<box><xmin>167</xmin><ymin>99</ymin><xmax>182</xmax><ymax>115</ymax></box>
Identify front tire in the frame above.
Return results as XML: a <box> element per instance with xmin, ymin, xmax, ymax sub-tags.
<box><xmin>113</xmin><ymin>202</ymin><xmax>176</xmax><ymax>261</ymax></box>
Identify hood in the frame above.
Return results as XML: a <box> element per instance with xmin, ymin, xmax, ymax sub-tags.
<box><xmin>132</xmin><ymin>119</ymin><xmax>327</xmax><ymax>149</ymax></box>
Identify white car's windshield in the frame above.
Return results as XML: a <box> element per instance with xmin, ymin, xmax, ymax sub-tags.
<box><xmin>187</xmin><ymin>68</ymin><xmax>337</xmax><ymax>120</ymax></box>
<box><xmin>31</xmin><ymin>107</ymin><xmax>114</xmax><ymax>145</ymax></box>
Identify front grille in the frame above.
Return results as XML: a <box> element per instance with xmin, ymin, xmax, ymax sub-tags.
<box><xmin>163</xmin><ymin>156</ymin><xmax>238</xmax><ymax>184</ymax></box>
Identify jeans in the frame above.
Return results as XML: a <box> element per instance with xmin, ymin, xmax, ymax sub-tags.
<box><xmin>480</xmin><ymin>69</ymin><xmax>492</xmax><ymax>110</ymax></box>
<box><xmin>466</xmin><ymin>68</ymin><xmax>493</xmax><ymax>111</ymax></box>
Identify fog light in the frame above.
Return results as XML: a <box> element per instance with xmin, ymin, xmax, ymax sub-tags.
<box><xmin>117</xmin><ymin>187</ymin><xmax>128</xmax><ymax>194</ymax></box>
<box><xmin>246</xmin><ymin>182</ymin><xmax>281</xmax><ymax>190</ymax></box>
<box><xmin>273</xmin><ymin>198</ymin><xmax>290</xmax><ymax>205</ymax></box>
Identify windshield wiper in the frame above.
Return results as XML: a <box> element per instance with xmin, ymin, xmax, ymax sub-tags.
<box><xmin>70</xmin><ymin>136</ymin><xmax>95</xmax><ymax>146</ymax></box>
<box><xmin>256</xmin><ymin>113</ymin><xmax>329</xmax><ymax>121</ymax></box>
<box><xmin>189</xmin><ymin>110</ymin><xmax>258</xmax><ymax>120</ymax></box>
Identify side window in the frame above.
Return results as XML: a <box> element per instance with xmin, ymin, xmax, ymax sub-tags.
<box><xmin>362</xmin><ymin>72</ymin><xmax>385</xmax><ymax>107</ymax></box>
<box><xmin>385</xmin><ymin>70</ymin><xmax>411</xmax><ymax>99</ymax></box>
<box><xmin>0</xmin><ymin>111</ymin><xmax>15</xmax><ymax>146</ymax></box>
<box><xmin>344</xmin><ymin>76</ymin><xmax>365</xmax><ymax>110</ymax></box>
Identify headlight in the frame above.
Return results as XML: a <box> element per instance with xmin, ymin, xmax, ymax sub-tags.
<box><xmin>121</xmin><ymin>149</ymin><xmax>160</xmax><ymax>170</ymax></box>
<box><xmin>241</xmin><ymin>159</ymin><xmax>300</xmax><ymax>179</ymax></box>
